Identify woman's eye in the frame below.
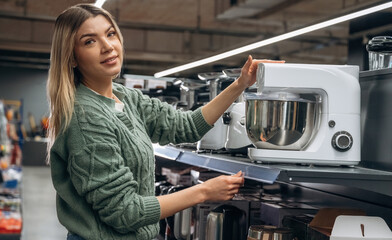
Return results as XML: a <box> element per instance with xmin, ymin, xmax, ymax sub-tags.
<box><xmin>108</xmin><ymin>31</ymin><xmax>116</xmax><ymax>37</ymax></box>
<box><xmin>84</xmin><ymin>39</ymin><xmax>94</xmax><ymax>45</ymax></box>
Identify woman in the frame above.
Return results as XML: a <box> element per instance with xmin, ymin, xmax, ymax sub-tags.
<box><xmin>47</xmin><ymin>4</ymin><xmax>267</xmax><ymax>240</ymax></box>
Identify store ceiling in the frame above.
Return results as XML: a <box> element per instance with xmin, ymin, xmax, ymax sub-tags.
<box><xmin>0</xmin><ymin>0</ymin><xmax>391</xmax><ymax>78</ymax></box>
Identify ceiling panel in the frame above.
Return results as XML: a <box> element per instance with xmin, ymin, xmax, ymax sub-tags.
<box><xmin>0</xmin><ymin>0</ymin><xmax>390</xmax><ymax>77</ymax></box>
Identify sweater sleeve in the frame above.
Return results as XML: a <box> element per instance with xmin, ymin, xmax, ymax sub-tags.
<box><xmin>131</xmin><ymin>89</ymin><xmax>213</xmax><ymax>145</ymax></box>
<box><xmin>66</xmin><ymin>109</ymin><xmax>161</xmax><ymax>234</ymax></box>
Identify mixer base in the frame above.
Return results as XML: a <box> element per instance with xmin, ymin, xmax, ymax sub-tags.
<box><xmin>248</xmin><ymin>148</ymin><xmax>360</xmax><ymax>166</ymax></box>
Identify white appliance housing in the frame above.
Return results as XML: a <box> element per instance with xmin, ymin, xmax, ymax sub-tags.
<box><xmin>197</xmin><ymin>116</ymin><xmax>228</xmax><ymax>151</ymax></box>
<box><xmin>248</xmin><ymin>63</ymin><xmax>361</xmax><ymax>165</ymax></box>
<box><xmin>225</xmin><ymin>101</ymin><xmax>253</xmax><ymax>153</ymax></box>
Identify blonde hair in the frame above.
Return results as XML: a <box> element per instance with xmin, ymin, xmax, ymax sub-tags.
<box><xmin>46</xmin><ymin>4</ymin><xmax>123</xmax><ymax>163</ymax></box>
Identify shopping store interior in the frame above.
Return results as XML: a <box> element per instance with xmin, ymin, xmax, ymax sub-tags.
<box><xmin>1</xmin><ymin>0</ymin><xmax>392</xmax><ymax>239</ymax></box>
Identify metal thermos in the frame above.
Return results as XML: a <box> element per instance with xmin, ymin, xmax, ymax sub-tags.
<box><xmin>205</xmin><ymin>205</ymin><xmax>247</xmax><ymax>240</ymax></box>
<box><xmin>247</xmin><ymin>225</ymin><xmax>294</xmax><ymax>240</ymax></box>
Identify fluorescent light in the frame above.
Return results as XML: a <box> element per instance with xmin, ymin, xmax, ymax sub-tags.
<box><xmin>154</xmin><ymin>2</ymin><xmax>392</xmax><ymax>78</ymax></box>
<box><xmin>94</xmin><ymin>0</ymin><xmax>106</xmax><ymax>8</ymax></box>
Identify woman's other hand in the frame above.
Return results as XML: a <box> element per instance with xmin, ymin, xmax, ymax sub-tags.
<box><xmin>157</xmin><ymin>171</ymin><xmax>245</xmax><ymax>219</ymax></box>
<box><xmin>199</xmin><ymin>171</ymin><xmax>245</xmax><ymax>202</ymax></box>
<box><xmin>237</xmin><ymin>55</ymin><xmax>285</xmax><ymax>89</ymax></box>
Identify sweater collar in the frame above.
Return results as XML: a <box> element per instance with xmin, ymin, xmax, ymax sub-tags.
<box><xmin>112</xmin><ymin>83</ymin><xmax>126</xmax><ymax>101</ymax></box>
<box><xmin>76</xmin><ymin>83</ymin><xmax>126</xmax><ymax>109</ymax></box>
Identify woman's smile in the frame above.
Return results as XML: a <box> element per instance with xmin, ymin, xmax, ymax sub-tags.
<box><xmin>101</xmin><ymin>55</ymin><xmax>118</xmax><ymax>64</ymax></box>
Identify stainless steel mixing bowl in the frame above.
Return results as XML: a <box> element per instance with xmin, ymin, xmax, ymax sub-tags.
<box><xmin>245</xmin><ymin>92</ymin><xmax>320</xmax><ymax>150</ymax></box>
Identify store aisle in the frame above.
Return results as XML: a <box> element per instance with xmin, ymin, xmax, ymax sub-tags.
<box><xmin>21</xmin><ymin>166</ymin><xmax>67</xmax><ymax>240</ymax></box>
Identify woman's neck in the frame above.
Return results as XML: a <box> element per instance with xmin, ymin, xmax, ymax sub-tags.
<box><xmin>82</xmin><ymin>78</ymin><xmax>113</xmax><ymax>99</ymax></box>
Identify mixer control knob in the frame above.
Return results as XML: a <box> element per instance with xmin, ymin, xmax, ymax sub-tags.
<box><xmin>222</xmin><ymin>112</ymin><xmax>231</xmax><ymax>124</ymax></box>
<box><xmin>332</xmin><ymin>131</ymin><xmax>353</xmax><ymax>151</ymax></box>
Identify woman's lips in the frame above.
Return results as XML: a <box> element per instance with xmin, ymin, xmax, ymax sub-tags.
<box><xmin>101</xmin><ymin>56</ymin><xmax>118</xmax><ymax>64</ymax></box>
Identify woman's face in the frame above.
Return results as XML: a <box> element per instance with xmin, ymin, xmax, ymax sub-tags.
<box><xmin>74</xmin><ymin>15</ymin><xmax>123</xmax><ymax>83</ymax></box>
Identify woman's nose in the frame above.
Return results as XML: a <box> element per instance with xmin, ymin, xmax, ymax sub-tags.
<box><xmin>101</xmin><ymin>38</ymin><xmax>114</xmax><ymax>53</ymax></box>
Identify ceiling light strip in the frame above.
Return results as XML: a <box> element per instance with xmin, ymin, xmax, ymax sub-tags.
<box><xmin>154</xmin><ymin>2</ymin><xmax>392</xmax><ymax>78</ymax></box>
<box><xmin>94</xmin><ymin>0</ymin><xmax>107</xmax><ymax>8</ymax></box>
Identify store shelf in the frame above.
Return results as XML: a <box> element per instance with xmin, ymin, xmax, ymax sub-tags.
<box><xmin>0</xmin><ymin>233</ymin><xmax>21</xmax><ymax>240</ymax></box>
<box><xmin>153</xmin><ymin>144</ymin><xmax>392</xmax><ymax>196</ymax></box>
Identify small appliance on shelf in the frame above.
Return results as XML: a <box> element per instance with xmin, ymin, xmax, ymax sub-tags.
<box><xmin>196</xmin><ymin>72</ymin><xmax>229</xmax><ymax>152</ymax></box>
<box><xmin>244</xmin><ymin>63</ymin><xmax>361</xmax><ymax>166</ymax></box>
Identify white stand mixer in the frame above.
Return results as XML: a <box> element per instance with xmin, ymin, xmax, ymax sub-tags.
<box><xmin>247</xmin><ymin>63</ymin><xmax>361</xmax><ymax>166</ymax></box>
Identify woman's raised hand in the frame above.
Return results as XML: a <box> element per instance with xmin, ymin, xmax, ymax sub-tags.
<box><xmin>237</xmin><ymin>55</ymin><xmax>285</xmax><ymax>89</ymax></box>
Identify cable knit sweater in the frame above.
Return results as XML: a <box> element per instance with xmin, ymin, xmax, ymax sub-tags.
<box><xmin>50</xmin><ymin>83</ymin><xmax>212</xmax><ymax>240</ymax></box>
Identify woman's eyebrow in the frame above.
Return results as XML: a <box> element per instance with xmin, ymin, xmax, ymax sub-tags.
<box><xmin>79</xmin><ymin>26</ymin><xmax>113</xmax><ymax>40</ymax></box>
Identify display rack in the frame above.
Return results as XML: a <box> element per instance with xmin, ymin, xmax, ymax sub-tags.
<box><xmin>153</xmin><ymin>144</ymin><xmax>392</xmax><ymax>197</ymax></box>
<box><xmin>0</xmin><ymin>100</ymin><xmax>23</xmax><ymax>239</ymax></box>
<box><xmin>0</xmin><ymin>168</ymin><xmax>22</xmax><ymax>240</ymax></box>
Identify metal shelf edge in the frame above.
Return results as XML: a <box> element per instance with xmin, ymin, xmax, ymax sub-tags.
<box><xmin>178</xmin><ymin>151</ymin><xmax>280</xmax><ymax>184</ymax></box>
<box><xmin>153</xmin><ymin>145</ymin><xmax>392</xmax><ymax>196</ymax></box>
<box><xmin>153</xmin><ymin>144</ymin><xmax>182</xmax><ymax>161</ymax></box>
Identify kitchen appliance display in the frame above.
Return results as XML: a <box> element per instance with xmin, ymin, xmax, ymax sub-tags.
<box><xmin>197</xmin><ymin>72</ymin><xmax>229</xmax><ymax>151</ymax></box>
<box><xmin>172</xmin><ymin>78</ymin><xmax>207</xmax><ymax>149</ymax></box>
<box><xmin>245</xmin><ymin>63</ymin><xmax>361</xmax><ymax>165</ymax></box>
<box><xmin>174</xmin><ymin>78</ymin><xmax>207</xmax><ymax>111</ymax></box>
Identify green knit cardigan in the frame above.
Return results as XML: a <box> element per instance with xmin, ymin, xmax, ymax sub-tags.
<box><xmin>50</xmin><ymin>83</ymin><xmax>212</xmax><ymax>240</ymax></box>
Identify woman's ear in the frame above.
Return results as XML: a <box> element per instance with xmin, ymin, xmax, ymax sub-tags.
<box><xmin>71</xmin><ymin>60</ymin><xmax>77</xmax><ymax>68</ymax></box>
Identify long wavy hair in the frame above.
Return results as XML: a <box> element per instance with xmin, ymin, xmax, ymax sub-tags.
<box><xmin>46</xmin><ymin>4</ymin><xmax>123</xmax><ymax>163</ymax></box>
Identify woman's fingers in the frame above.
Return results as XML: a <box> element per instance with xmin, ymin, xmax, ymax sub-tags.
<box><xmin>232</xmin><ymin>171</ymin><xmax>244</xmax><ymax>181</ymax></box>
<box><xmin>241</xmin><ymin>55</ymin><xmax>253</xmax><ymax>74</ymax></box>
<box><xmin>244</xmin><ymin>57</ymin><xmax>284</xmax><ymax>73</ymax></box>
<box><xmin>251</xmin><ymin>59</ymin><xmax>285</xmax><ymax>72</ymax></box>
<box><xmin>245</xmin><ymin>55</ymin><xmax>253</xmax><ymax>67</ymax></box>
<box><xmin>202</xmin><ymin>172</ymin><xmax>245</xmax><ymax>201</ymax></box>
<box><xmin>228</xmin><ymin>187</ymin><xmax>240</xmax><ymax>194</ymax></box>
